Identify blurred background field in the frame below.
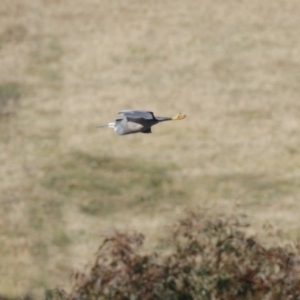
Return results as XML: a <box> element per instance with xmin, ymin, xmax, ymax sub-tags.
<box><xmin>1</xmin><ymin>0</ymin><xmax>300</xmax><ymax>297</ymax></box>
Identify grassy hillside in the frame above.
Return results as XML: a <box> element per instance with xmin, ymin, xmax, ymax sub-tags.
<box><xmin>1</xmin><ymin>0</ymin><xmax>300</xmax><ymax>297</ymax></box>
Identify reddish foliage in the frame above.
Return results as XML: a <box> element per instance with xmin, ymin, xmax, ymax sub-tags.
<box><xmin>5</xmin><ymin>213</ymin><xmax>300</xmax><ymax>300</ymax></box>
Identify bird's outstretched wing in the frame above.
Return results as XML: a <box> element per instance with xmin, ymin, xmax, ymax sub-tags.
<box><xmin>118</xmin><ymin>110</ymin><xmax>156</xmax><ymax>120</ymax></box>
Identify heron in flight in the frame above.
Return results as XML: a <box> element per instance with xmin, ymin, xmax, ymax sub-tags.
<box><xmin>98</xmin><ymin>110</ymin><xmax>186</xmax><ymax>135</ymax></box>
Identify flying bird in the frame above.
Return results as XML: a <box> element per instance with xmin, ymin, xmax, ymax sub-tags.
<box><xmin>98</xmin><ymin>110</ymin><xmax>186</xmax><ymax>136</ymax></box>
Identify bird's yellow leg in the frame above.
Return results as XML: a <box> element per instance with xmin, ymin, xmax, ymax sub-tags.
<box><xmin>172</xmin><ymin>113</ymin><xmax>186</xmax><ymax>120</ymax></box>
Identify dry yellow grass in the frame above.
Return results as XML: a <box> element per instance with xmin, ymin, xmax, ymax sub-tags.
<box><xmin>1</xmin><ymin>0</ymin><xmax>300</xmax><ymax>297</ymax></box>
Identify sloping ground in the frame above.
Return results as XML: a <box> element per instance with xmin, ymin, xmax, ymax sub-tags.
<box><xmin>1</xmin><ymin>0</ymin><xmax>300</xmax><ymax>296</ymax></box>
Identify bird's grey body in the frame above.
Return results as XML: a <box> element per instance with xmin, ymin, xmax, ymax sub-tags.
<box><xmin>98</xmin><ymin>110</ymin><xmax>186</xmax><ymax>136</ymax></box>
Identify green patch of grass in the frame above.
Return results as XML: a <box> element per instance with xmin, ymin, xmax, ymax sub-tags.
<box><xmin>111</xmin><ymin>44</ymin><xmax>166</xmax><ymax>65</ymax></box>
<box><xmin>52</xmin><ymin>230</ymin><xmax>70</xmax><ymax>247</ymax></box>
<box><xmin>0</xmin><ymin>82</ymin><xmax>21</xmax><ymax>111</ymax></box>
<box><xmin>0</xmin><ymin>81</ymin><xmax>22</xmax><ymax>140</ymax></box>
<box><xmin>42</xmin><ymin>151</ymin><xmax>182</xmax><ymax>215</ymax></box>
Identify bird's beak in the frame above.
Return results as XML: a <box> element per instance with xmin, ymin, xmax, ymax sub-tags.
<box><xmin>172</xmin><ymin>113</ymin><xmax>186</xmax><ymax>120</ymax></box>
<box><xmin>97</xmin><ymin>122</ymin><xmax>115</xmax><ymax>128</ymax></box>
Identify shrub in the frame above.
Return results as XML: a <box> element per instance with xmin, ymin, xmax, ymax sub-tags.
<box><xmin>60</xmin><ymin>212</ymin><xmax>300</xmax><ymax>300</ymax></box>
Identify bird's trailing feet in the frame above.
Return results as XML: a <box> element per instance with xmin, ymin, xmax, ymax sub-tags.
<box><xmin>172</xmin><ymin>113</ymin><xmax>186</xmax><ymax>120</ymax></box>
